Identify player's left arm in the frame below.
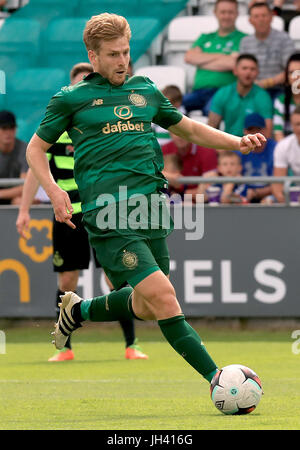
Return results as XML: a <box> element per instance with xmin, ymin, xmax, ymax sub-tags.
<box><xmin>168</xmin><ymin>115</ymin><xmax>266</xmax><ymax>154</ymax></box>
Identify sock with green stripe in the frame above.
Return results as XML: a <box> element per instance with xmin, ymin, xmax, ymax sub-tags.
<box><xmin>158</xmin><ymin>315</ymin><xmax>218</xmax><ymax>382</ymax></box>
<box><xmin>77</xmin><ymin>287</ymin><xmax>137</xmax><ymax>322</ymax></box>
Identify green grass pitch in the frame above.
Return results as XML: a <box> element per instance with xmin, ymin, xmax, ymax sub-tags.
<box><xmin>0</xmin><ymin>321</ymin><xmax>299</xmax><ymax>430</ymax></box>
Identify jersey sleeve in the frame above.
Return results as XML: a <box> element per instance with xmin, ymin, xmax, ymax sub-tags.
<box><xmin>36</xmin><ymin>88</ymin><xmax>73</xmax><ymax>144</ymax></box>
<box><xmin>191</xmin><ymin>33</ymin><xmax>206</xmax><ymax>49</ymax></box>
<box><xmin>273</xmin><ymin>96</ymin><xmax>285</xmax><ymax>132</ymax></box>
<box><xmin>148</xmin><ymin>79</ymin><xmax>183</xmax><ymax>129</ymax></box>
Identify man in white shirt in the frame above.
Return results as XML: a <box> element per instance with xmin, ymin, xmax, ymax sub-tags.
<box><xmin>272</xmin><ymin>105</ymin><xmax>300</xmax><ymax>202</ymax></box>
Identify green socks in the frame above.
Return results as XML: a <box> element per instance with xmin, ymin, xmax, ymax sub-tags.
<box><xmin>158</xmin><ymin>315</ymin><xmax>218</xmax><ymax>382</ymax></box>
<box><xmin>79</xmin><ymin>288</ymin><xmax>217</xmax><ymax>382</ymax></box>
<box><xmin>80</xmin><ymin>287</ymin><xmax>136</xmax><ymax>322</ymax></box>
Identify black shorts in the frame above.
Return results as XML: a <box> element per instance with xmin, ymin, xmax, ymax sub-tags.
<box><xmin>52</xmin><ymin>213</ymin><xmax>101</xmax><ymax>272</ymax></box>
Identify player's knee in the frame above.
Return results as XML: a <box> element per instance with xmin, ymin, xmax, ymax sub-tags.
<box><xmin>148</xmin><ymin>284</ymin><xmax>180</xmax><ymax>318</ymax></box>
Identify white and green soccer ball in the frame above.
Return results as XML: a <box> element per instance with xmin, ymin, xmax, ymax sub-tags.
<box><xmin>210</xmin><ymin>364</ymin><xmax>263</xmax><ymax>415</ymax></box>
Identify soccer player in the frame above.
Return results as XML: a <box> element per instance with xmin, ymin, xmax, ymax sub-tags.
<box><xmin>26</xmin><ymin>14</ymin><xmax>265</xmax><ymax>386</ymax></box>
<box><xmin>17</xmin><ymin>61</ymin><xmax>148</xmax><ymax>362</ymax></box>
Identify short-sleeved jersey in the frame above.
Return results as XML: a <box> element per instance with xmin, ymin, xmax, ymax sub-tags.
<box><xmin>273</xmin><ymin>93</ymin><xmax>296</xmax><ymax>135</ymax></box>
<box><xmin>36</xmin><ymin>73</ymin><xmax>183</xmax><ymax>213</ymax></box>
<box><xmin>210</xmin><ymin>82</ymin><xmax>273</xmax><ymax>136</ymax></box>
<box><xmin>191</xmin><ymin>30</ymin><xmax>247</xmax><ymax>90</ymax></box>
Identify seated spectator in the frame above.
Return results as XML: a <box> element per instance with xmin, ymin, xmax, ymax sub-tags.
<box><xmin>183</xmin><ymin>0</ymin><xmax>246</xmax><ymax>115</ymax></box>
<box><xmin>0</xmin><ymin>111</ymin><xmax>27</xmax><ymax>205</ymax></box>
<box><xmin>153</xmin><ymin>85</ymin><xmax>185</xmax><ymax>146</ymax></box>
<box><xmin>272</xmin><ymin>105</ymin><xmax>300</xmax><ymax>202</ymax></box>
<box><xmin>208</xmin><ymin>54</ymin><xmax>273</xmax><ymax>137</ymax></box>
<box><xmin>216</xmin><ymin>151</ymin><xmax>248</xmax><ymax>203</ymax></box>
<box><xmin>273</xmin><ymin>53</ymin><xmax>300</xmax><ymax>142</ymax></box>
<box><xmin>162</xmin><ymin>133</ymin><xmax>218</xmax><ymax>202</ymax></box>
<box><xmin>239</xmin><ymin>113</ymin><xmax>276</xmax><ymax>202</ymax></box>
<box><xmin>239</xmin><ymin>2</ymin><xmax>295</xmax><ymax>101</ymax></box>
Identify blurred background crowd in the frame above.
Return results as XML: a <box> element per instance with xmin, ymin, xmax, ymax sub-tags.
<box><xmin>1</xmin><ymin>0</ymin><xmax>300</xmax><ymax>206</ymax></box>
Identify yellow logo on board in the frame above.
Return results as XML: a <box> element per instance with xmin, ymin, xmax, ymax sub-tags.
<box><xmin>19</xmin><ymin>219</ymin><xmax>53</xmax><ymax>263</ymax></box>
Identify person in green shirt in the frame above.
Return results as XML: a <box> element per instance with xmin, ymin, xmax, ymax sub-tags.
<box><xmin>183</xmin><ymin>0</ymin><xmax>247</xmax><ymax>114</ymax></box>
<box><xmin>208</xmin><ymin>53</ymin><xmax>273</xmax><ymax>137</ymax></box>
<box><xmin>26</xmin><ymin>13</ymin><xmax>265</xmax><ymax>395</ymax></box>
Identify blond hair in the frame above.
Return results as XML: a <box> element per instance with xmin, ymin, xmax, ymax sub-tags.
<box><xmin>83</xmin><ymin>13</ymin><xmax>131</xmax><ymax>52</ymax></box>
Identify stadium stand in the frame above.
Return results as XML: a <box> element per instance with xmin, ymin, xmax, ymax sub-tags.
<box><xmin>10</xmin><ymin>0</ymin><xmax>78</xmax><ymax>27</ymax></box>
<box><xmin>289</xmin><ymin>16</ymin><xmax>300</xmax><ymax>48</ymax></box>
<box><xmin>0</xmin><ymin>0</ymin><xmax>191</xmax><ymax>141</ymax></box>
<box><xmin>163</xmin><ymin>15</ymin><xmax>218</xmax><ymax>91</ymax></box>
<box><xmin>1</xmin><ymin>0</ymin><xmax>300</xmax><ymax>142</ymax></box>
<box><xmin>76</xmin><ymin>0</ymin><xmax>188</xmax><ymax>28</ymax></box>
<box><xmin>7</xmin><ymin>67</ymin><xmax>68</xmax><ymax>126</ymax></box>
<box><xmin>40</xmin><ymin>17</ymin><xmax>89</xmax><ymax>69</ymax></box>
<box><xmin>0</xmin><ymin>18</ymin><xmax>41</xmax><ymax>76</ymax></box>
<box><xmin>134</xmin><ymin>65</ymin><xmax>186</xmax><ymax>93</ymax></box>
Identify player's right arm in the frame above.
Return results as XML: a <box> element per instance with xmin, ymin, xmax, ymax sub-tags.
<box><xmin>26</xmin><ymin>133</ymin><xmax>75</xmax><ymax>228</ymax></box>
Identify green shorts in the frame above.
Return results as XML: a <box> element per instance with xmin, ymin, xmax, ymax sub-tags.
<box><xmin>82</xmin><ymin>194</ymin><xmax>172</xmax><ymax>289</ymax></box>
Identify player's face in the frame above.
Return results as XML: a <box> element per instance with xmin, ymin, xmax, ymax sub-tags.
<box><xmin>88</xmin><ymin>36</ymin><xmax>130</xmax><ymax>86</ymax></box>
<box><xmin>214</xmin><ymin>1</ymin><xmax>238</xmax><ymax>32</ymax></box>
<box><xmin>291</xmin><ymin>113</ymin><xmax>300</xmax><ymax>139</ymax></box>
<box><xmin>218</xmin><ymin>157</ymin><xmax>241</xmax><ymax>176</ymax></box>
<box><xmin>249</xmin><ymin>6</ymin><xmax>273</xmax><ymax>34</ymax></box>
<box><xmin>234</xmin><ymin>59</ymin><xmax>258</xmax><ymax>87</ymax></box>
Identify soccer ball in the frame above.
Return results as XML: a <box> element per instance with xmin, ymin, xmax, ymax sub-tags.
<box><xmin>210</xmin><ymin>364</ymin><xmax>263</xmax><ymax>415</ymax></box>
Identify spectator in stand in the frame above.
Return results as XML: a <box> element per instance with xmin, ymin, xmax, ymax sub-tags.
<box><xmin>239</xmin><ymin>112</ymin><xmax>276</xmax><ymax>203</ymax></box>
<box><xmin>216</xmin><ymin>151</ymin><xmax>248</xmax><ymax>203</ymax></box>
<box><xmin>208</xmin><ymin>54</ymin><xmax>273</xmax><ymax>137</ymax></box>
<box><xmin>239</xmin><ymin>2</ymin><xmax>295</xmax><ymax>101</ymax></box>
<box><xmin>162</xmin><ymin>133</ymin><xmax>218</xmax><ymax>202</ymax></box>
<box><xmin>0</xmin><ymin>0</ymin><xmax>6</xmax><ymax>11</ymax></box>
<box><xmin>0</xmin><ymin>110</ymin><xmax>27</xmax><ymax>205</ymax></box>
<box><xmin>273</xmin><ymin>53</ymin><xmax>300</xmax><ymax>142</ymax></box>
<box><xmin>183</xmin><ymin>0</ymin><xmax>246</xmax><ymax>115</ymax></box>
<box><xmin>153</xmin><ymin>85</ymin><xmax>186</xmax><ymax>146</ymax></box>
<box><xmin>272</xmin><ymin>105</ymin><xmax>300</xmax><ymax>202</ymax></box>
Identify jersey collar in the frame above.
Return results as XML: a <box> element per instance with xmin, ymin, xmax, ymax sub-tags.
<box><xmin>84</xmin><ymin>72</ymin><xmax>129</xmax><ymax>86</ymax></box>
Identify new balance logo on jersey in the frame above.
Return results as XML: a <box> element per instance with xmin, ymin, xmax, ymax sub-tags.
<box><xmin>102</xmin><ymin>120</ymin><xmax>144</xmax><ymax>134</ymax></box>
<box><xmin>92</xmin><ymin>98</ymin><xmax>103</xmax><ymax>106</ymax></box>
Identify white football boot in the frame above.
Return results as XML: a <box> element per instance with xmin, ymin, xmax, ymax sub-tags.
<box><xmin>52</xmin><ymin>291</ymin><xmax>82</xmax><ymax>350</ymax></box>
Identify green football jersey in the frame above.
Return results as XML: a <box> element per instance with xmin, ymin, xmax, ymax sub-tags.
<box><xmin>36</xmin><ymin>73</ymin><xmax>183</xmax><ymax>213</ymax></box>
